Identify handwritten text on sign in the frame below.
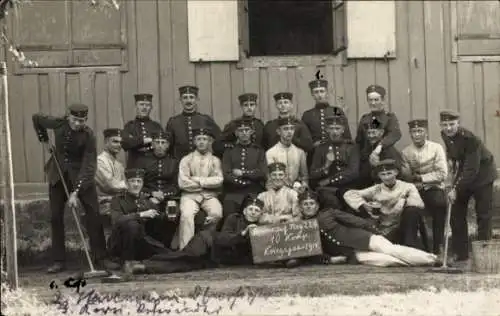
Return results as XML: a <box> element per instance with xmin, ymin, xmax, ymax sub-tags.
<box><xmin>250</xmin><ymin>219</ymin><xmax>322</xmax><ymax>263</ymax></box>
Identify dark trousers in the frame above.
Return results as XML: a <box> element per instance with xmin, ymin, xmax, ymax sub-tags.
<box><xmin>108</xmin><ymin>218</ymin><xmax>166</xmax><ymax>262</ymax></box>
<box><xmin>385</xmin><ymin>206</ymin><xmax>424</xmax><ymax>249</ymax></box>
<box><xmin>451</xmin><ymin>183</ymin><xmax>494</xmax><ymax>260</ymax></box>
<box><xmin>420</xmin><ymin>188</ymin><xmax>447</xmax><ymax>254</ymax></box>
<box><xmin>317</xmin><ymin>186</ymin><xmax>352</xmax><ymax>210</ymax></box>
<box><xmin>49</xmin><ymin>179</ymin><xmax>107</xmax><ymax>263</ymax></box>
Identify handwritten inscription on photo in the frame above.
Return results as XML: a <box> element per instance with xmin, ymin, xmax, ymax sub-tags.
<box><xmin>250</xmin><ymin>219</ymin><xmax>323</xmax><ymax>263</ymax></box>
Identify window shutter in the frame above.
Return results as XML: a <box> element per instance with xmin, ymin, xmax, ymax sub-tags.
<box><xmin>239</xmin><ymin>0</ymin><xmax>250</xmax><ymax>58</ymax></box>
<box><xmin>70</xmin><ymin>0</ymin><xmax>127</xmax><ymax>67</ymax></box>
<box><xmin>332</xmin><ymin>0</ymin><xmax>347</xmax><ymax>55</ymax></box>
<box><xmin>13</xmin><ymin>0</ymin><xmax>72</xmax><ymax>68</ymax></box>
<box><xmin>187</xmin><ymin>0</ymin><xmax>239</xmax><ymax>62</ymax></box>
<box><xmin>346</xmin><ymin>1</ymin><xmax>396</xmax><ymax>59</ymax></box>
<box><xmin>454</xmin><ymin>1</ymin><xmax>500</xmax><ymax>57</ymax></box>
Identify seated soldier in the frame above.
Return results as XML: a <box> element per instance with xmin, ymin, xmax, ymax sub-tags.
<box><xmin>136</xmin><ymin>129</ymin><xmax>180</xmax><ymax>248</ymax></box>
<box><xmin>401</xmin><ymin>119</ymin><xmax>448</xmax><ymax>256</ymax></box>
<box><xmin>257</xmin><ymin>162</ymin><xmax>301</xmax><ymax>225</ymax></box>
<box><xmin>299</xmin><ymin>190</ymin><xmax>437</xmax><ymax>267</ymax></box>
<box><xmin>178</xmin><ymin>127</ymin><xmax>223</xmax><ymax>250</ymax></box>
<box><xmin>357</xmin><ymin>117</ymin><xmax>403</xmax><ymax>189</ymax></box>
<box><xmin>343</xmin><ymin>159</ymin><xmax>426</xmax><ymax>249</ymax></box>
<box><xmin>310</xmin><ymin>115</ymin><xmax>359</xmax><ymax>209</ymax></box>
<box><xmin>266</xmin><ymin>116</ymin><xmax>308</xmax><ymax>191</ymax></box>
<box><xmin>95</xmin><ymin>128</ymin><xmax>127</xmax><ymax>215</ymax></box>
<box><xmin>123</xmin><ymin>194</ymin><xmax>265</xmax><ymax>275</ymax></box>
<box><xmin>107</xmin><ymin>169</ymin><xmax>168</xmax><ymax>269</ymax></box>
<box><xmin>220</xmin><ymin>93</ymin><xmax>265</xmax><ymax>150</ymax></box>
<box><xmin>222</xmin><ymin>118</ymin><xmax>267</xmax><ymax>217</ymax></box>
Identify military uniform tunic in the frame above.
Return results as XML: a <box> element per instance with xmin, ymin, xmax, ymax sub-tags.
<box><xmin>262</xmin><ymin>117</ymin><xmax>314</xmax><ymax>153</ymax></box>
<box><xmin>222</xmin><ymin>143</ymin><xmax>267</xmax><ymax>216</ymax></box>
<box><xmin>358</xmin><ymin>143</ymin><xmax>403</xmax><ymax>188</ymax></box>
<box><xmin>166</xmin><ymin>112</ymin><xmax>223</xmax><ymax>160</ymax></box>
<box><xmin>301</xmin><ymin>104</ymin><xmax>352</xmax><ymax>143</ymax></box>
<box><xmin>356</xmin><ymin>111</ymin><xmax>402</xmax><ymax>156</ymax></box>
<box><xmin>107</xmin><ymin>192</ymin><xmax>167</xmax><ymax>261</ymax></box>
<box><xmin>137</xmin><ymin>154</ymin><xmax>180</xmax><ymax>199</ymax></box>
<box><xmin>441</xmin><ymin>127</ymin><xmax>498</xmax><ymax>259</ymax></box>
<box><xmin>221</xmin><ymin>116</ymin><xmax>265</xmax><ymax>150</ymax></box>
<box><xmin>32</xmin><ymin>114</ymin><xmax>107</xmax><ymax>263</ymax></box>
<box><xmin>122</xmin><ymin>117</ymin><xmax>163</xmax><ymax>168</ymax></box>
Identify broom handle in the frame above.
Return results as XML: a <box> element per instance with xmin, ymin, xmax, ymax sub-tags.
<box><xmin>442</xmin><ymin>166</ymin><xmax>460</xmax><ymax>267</ymax></box>
<box><xmin>45</xmin><ymin>143</ymin><xmax>97</xmax><ymax>272</ymax></box>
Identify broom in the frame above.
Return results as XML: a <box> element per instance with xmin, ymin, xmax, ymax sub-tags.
<box><xmin>46</xmin><ymin>142</ymin><xmax>110</xmax><ymax>279</ymax></box>
<box><xmin>428</xmin><ymin>165</ymin><xmax>463</xmax><ymax>274</ymax></box>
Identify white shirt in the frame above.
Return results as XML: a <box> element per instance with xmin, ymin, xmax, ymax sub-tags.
<box><xmin>401</xmin><ymin>140</ymin><xmax>448</xmax><ymax>190</ymax></box>
<box><xmin>178</xmin><ymin>150</ymin><xmax>223</xmax><ymax>199</ymax></box>
<box><xmin>257</xmin><ymin>186</ymin><xmax>300</xmax><ymax>224</ymax></box>
<box><xmin>95</xmin><ymin>150</ymin><xmax>126</xmax><ymax>197</ymax></box>
<box><xmin>266</xmin><ymin>142</ymin><xmax>308</xmax><ymax>185</ymax></box>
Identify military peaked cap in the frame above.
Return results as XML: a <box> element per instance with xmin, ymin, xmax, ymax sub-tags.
<box><xmin>268</xmin><ymin>162</ymin><xmax>287</xmax><ymax>173</ymax></box>
<box><xmin>178</xmin><ymin>85</ymin><xmax>199</xmax><ymax>96</ymax></box>
<box><xmin>298</xmin><ymin>190</ymin><xmax>319</xmax><ymax>202</ymax></box>
<box><xmin>151</xmin><ymin>130</ymin><xmax>172</xmax><ymax>141</ymax></box>
<box><xmin>440</xmin><ymin>110</ymin><xmax>460</xmax><ymax>121</ymax></box>
<box><xmin>134</xmin><ymin>93</ymin><xmax>153</xmax><ymax>103</ymax></box>
<box><xmin>103</xmin><ymin>128</ymin><xmax>122</xmax><ymax>138</ymax></box>
<box><xmin>192</xmin><ymin>127</ymin><xmax>214</xmax><ymax>138</ymax></box>
<box><xmin>366</xmin><ymin>84</ymin><xmax>386</xmax><ymax>98</ymax></box>
<box><xmin>273</xmin><ymin>92</ymin><xmax>293</xmax><ymax>101</ymax></box>
<box><xmin>408</xmin><ymin>119</ymin><xmax>428</xmax><ymax>129</ymax></box>
<box><xmin>68</xmin><ymin>104</ymin><xmax>89</xmax><ymax>118</ymax></box>
<box><xmin>325</xmin><ymin>115</ymin><xmax>345</xmax><ymax>126</ymax></box>
<box><xmin>238</xmin><ymin>93</ymin><xmax>258</xmax><ymax>104</ymax></box>
<box><xmin>125</xmin><ymin>168</ymin><xmax>145</xmax><ymax>179</ymax></box>
<box><xmin>374</xmin><ymin>159</ymin><xmax>398</xmax><ymax>173</ymax></box>
<box><xmin>242</xmin><ymin>194</ymin><xmax>265</xmax><ymax>210</ymax></box>
<box><xmin>308</xmin><ymin>79</ymin><xmax>328</xmax><ymax>90</ymax></box>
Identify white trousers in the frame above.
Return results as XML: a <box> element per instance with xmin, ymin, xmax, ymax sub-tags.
<box><xmin>177</xmin><ymin>194</ymin><xmax>222</xmax><ymax>250</ymax></box>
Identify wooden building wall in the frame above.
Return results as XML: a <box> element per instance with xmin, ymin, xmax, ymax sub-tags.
<box><xmin>5</xmin><ymin>0</ymin><xmax>500</xmax><ymax>184</ymax></box>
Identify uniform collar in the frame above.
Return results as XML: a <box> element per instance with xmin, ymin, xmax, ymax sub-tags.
<box><xmin>135</xmin><ymin>116</ymin><xmax>151</xmax><ymax>122</ymax></box>
<box><xmin>314</xmin><ymin>102</ymin><xmax>329</xmax><ymax>109</ymax></box>
<box><xmin>182</xmin><ymin>110</ymin><xmax>198</xmax><ymax>116</ymax></box>
<box><xmin>102</xmin><ymin>150</ymin><xmax>118</xmax><ymax>161</ymax></box>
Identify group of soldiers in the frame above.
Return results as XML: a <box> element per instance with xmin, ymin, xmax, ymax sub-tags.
<box><xmin>32</xmin><ymin>78</ymin><xmax>497</xmax><ymax>274</ymax></box>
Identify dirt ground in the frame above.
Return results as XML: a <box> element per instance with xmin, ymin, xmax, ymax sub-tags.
<box><xmin>19</xmin><ymin>262</ymin><xmax>500</xmax><ymax>304</ymax></box>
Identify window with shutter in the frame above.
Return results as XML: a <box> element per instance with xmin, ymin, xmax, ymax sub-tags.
<box><xmin>237</xmin><ymin>0</ymin><xmax>347</xmax><ymax>68</ymax></box>
<box><xmin>451</xmin><ymin>1</ymin><xmax>500</xmax><ymax>62</ymax></box>
<box><xmin>10</xmin><ymin>0</ymin><xmax>128</xmax><ymax>73</ymax></box>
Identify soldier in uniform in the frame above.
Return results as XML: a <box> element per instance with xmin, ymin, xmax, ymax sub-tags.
<box><xmin>220</xmin><ymin>93</ymin><xmax>265</xmax><ymax>150</ymax></box>
<box><xmin>178</xmin><ymin>127</ymin><xmax>224</xmax><ymax>250</ymax></box>
<box><xmin>222</xmin><ymin>118</ymin><xmax>267</xmax><ymax>217</ymax></box>
<box><xmin>302</xmin><ymin>79</ymin><xmax>352</xmax><ymax>166</ymax></box>
<box><xmin>136</xmin><ymin>130</ymin><xmax>180</xmax><ymax>248</ymax></box>
<box><xmin>309</xmin><ymin>116</ymin><xmax>360</xmax><ymax>209</ymax></box>
<box><xmin>166</xmin><ymin>85</ymin><xmax>223</xmax><ymax>160</ymax></box>
<box><xmin>357</xmin><ymin>116</ymin><xmax>403</xmax><ymax>188</ymax></box>
<box><xmin>356</xmin><ymin>84</ymin><xmax>402</xmax><ymax>185</ymax></box>
<box><xmin>440</xmin><ymin>110</ymin><xmax>498</xmax><ymax>265</ymax></box>
<box><xmin>299</xmin><ymin>190</ymin><xmax>437</xmax><ymax>267</ymax></box>
<box><xmin>107</xmin><ymin>168</ymin><xmax>167</xmax><ymax>267</ymax></box>
<box><xmin>32</xmin><ymin>104</ymin><xmax>112</xmax><ymax>273</ymax></box>
<box><xmin>401</xmin><ymin>119</ymin><xmax>448</xmax><ymax>256</ymax></box>
<box><xmin>344</xmin><ymin>159</ymin><xmax>427</xmax><ymax>249</ymax></box>
<box><xmin>121</xmin><ymin>93</ymin><xmax>163</xmax><ymax>169</ymax></box>
<box><xmin>122</xmin><ymin>194</ymin><xmax>265</xmax><ymax>275</ymax></box>
<box><xmin>262</xmin><ymin>92</ymin><xmax>313</xmax><ymax>153</ymax></box>
<box><xmin>95</xmin><ymin>128</ymin><xmax>127</xmax><ymax>214</ymax></box>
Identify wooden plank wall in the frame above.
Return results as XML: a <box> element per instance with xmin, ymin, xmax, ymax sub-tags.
<box><xmin>6</xmin><ymin>0</ymin><xmax>500</xmax><ymax>184</ymax></box>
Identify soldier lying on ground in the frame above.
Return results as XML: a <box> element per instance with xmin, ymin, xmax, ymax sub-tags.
<box><xmin>299</xmin><ymin>190</ymin><xmax>437</xmax><ymax>267</ymax></box>
<box><xmin>122</xmin><ymin>194</ymin><xmax>266</xmax><ymax>275</ymax></box>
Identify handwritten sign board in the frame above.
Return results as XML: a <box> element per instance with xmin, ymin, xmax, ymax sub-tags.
<box><xmin>249</xmin><ymin>219</ymin><xmax>323</xmax><ymax>264</ymax></box>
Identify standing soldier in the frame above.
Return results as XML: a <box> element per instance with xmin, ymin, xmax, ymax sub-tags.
<box><xmin>32</xmin><ymin>104</ymin><xmax>114</xmax><ymax>273</ymax></box>
<box><xmin>95</xmin><ymin>128</ymin><xmax>127</xmax><ymax>215</ymax></box>
<box><xmin>122</xmin><ymin>93</ymin><xmax>163</xmax><ymax>169</ymax></box>
<box><xmin>439</xmin><ymin>110</ymin><xmax>498</xmax><ymax>266</ymax></box>
<box><xmin>302</xmin><ymin>79</ymin><xmax>352</xmax><ymax>164</ymax></box>
<box><xmin>401</xmin><ymin>119</ymin><xmax>448</xmax><ymax>256</ymax></box>
<box><xmin>310</xmin><ymin>116</ymin><xmax>360</xmax><ymax>209</ymax></box>
<box><xmin>357</xmin><ymin>116</ymin><xmax>403</xmax><ymax>188</ymax></box>
<box><xmin>262</xmin><ymin>92</ymin><xmax>313</xmax><ymax>153</ymax></box>
<box><xmin>222</xmin><ymin>118</ymin><xmax>267</xmax><ymax>217</ymax></box>
<box><xmin>220</xmin><ymin>93</ymin><xmax>265</xmax><ymax>150</ymax></box>
<box><xmin>356</xmin><ymin>84</ymin><xmax>401</xmax><ymax>180</ymax></box>
<box><xmin>166</xmin><ymin>85</ymin><xmax>223</xmax><ymax>160</ymax></box>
